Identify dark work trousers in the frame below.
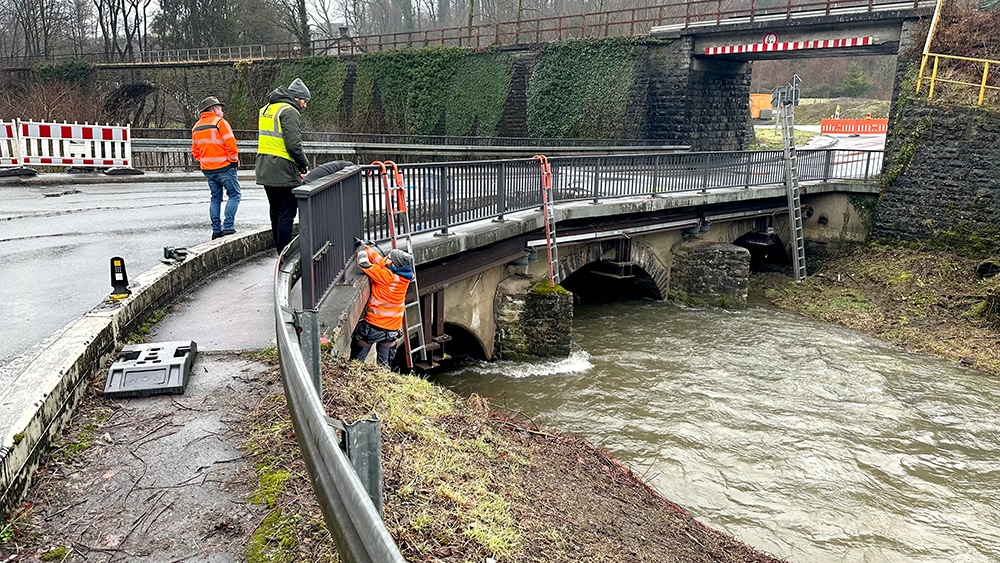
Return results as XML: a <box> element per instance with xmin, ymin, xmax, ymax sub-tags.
<box><xmin>263</xmin><ymin>185</ymin><xmax>298</xmax><ymax>253</ymax></box>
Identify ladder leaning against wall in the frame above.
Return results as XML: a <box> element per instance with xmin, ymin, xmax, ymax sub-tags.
<box><xmin>777</xmin><ymin>76</ymin><xmax>808</xmax><ymax>283</ymax></box>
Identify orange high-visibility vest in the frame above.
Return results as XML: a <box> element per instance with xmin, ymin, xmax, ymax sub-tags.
<box><xmin>361</xmin><ymin>247</ymin><xmax>410</xmax><ymax>331</ymax></box>
<box><xmin>191</xmin><ymin>112</ymin><xmax>239</xmax><ymax>171</ymax></box>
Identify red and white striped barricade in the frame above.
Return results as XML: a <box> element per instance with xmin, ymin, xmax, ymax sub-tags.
<box><xmin>820</xmin><ymin>119</ymin><xmax>889</xmax><ymax>135</ymax></box>
<box><xmin>0</xmin><ymin>120</ymin><xmax>38</xmax><ymax>177</ymax></box>
<box><xmin>17</xmin><ymin>120</ymin><xmax>136</xmax><ymax>172</ymax></box>
<box><xmin>1</xmin><ymin>120</ymin><xmax>20</xmax><ymax>168</ymax></box>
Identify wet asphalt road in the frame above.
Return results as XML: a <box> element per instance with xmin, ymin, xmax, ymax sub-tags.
<box><xmin>0</xmin><ymin>176</ymin><xmax>271</xmax><ymax>374</ymax></box>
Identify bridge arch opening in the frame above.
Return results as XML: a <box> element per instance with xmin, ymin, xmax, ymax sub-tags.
<box><xmin>392</xmin><ymin>321</ymin><xmax>488</xmax><ymax>371</ymax></box>
<box><xmin>440</xmin><ymin>322</ymin><xmax>488</xmax><ymax>361</ymax></box>
<box><xmin>560</xmin><ymin>261</ymin><xmax>661</xmax><ymax>305</ymax></box>
<box><xmin>733</xmin><ymin>230</ymin><xmax>791</xmax><ymax>272</ymax></box>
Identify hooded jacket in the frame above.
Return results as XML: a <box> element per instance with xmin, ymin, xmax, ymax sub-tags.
<box><xmin>255</xmin><ymin>87</ymin><xmax>309</xmax><ymax>188</ymax></box>
<box><xmin>357</xmin><ymin>245</ymin><xmax>414</xmax><ymax>331</ymax></box>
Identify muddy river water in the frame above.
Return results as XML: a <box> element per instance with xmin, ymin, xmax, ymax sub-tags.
<box><xmin>433</xmin><ymin>298</ymin><xmax>1000</xmax><ymax>562</ymax></box>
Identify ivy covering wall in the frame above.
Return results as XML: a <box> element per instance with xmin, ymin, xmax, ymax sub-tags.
<box><xmin>526</xmin><ymin>38</ymin><xmax>640</xmax><ymax>138</ymax></box>
<box><xmin>353</xmin><ymin>48</ymin><xmax>512</xmax><ymax>136</ymax></box>
<box><xmin>15</xmin><ymin>38</ymin><xmax>649</xmax><ymax>138</ymax></box>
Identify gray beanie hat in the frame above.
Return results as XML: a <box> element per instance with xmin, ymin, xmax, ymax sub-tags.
<box><xmin>387</xmin><ymin>249</ymin><xmax>413</xmax><ymax>268</ymax></box>
<box><xmin>288</xmin><ymin>78</ymin><xmax>311</xmax><ymax>100</ymax></box>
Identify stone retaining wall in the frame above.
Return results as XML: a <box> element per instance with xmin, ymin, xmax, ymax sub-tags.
<box><xmin>875</xmin><ymin>100</ymin><xmax>1000</xmax><ymax>254</ymax></box>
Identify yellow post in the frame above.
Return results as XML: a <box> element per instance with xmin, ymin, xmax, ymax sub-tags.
<box><xmin>928</xmin><ymin>56</ymin><xmax>940</xmax><ymax>99</ymax></box>
<box><xmin>916</xmin><ymin>0</ymin><xmax>945</xmax><ymax>95</ymax></box>
<box><xmin>979</xmin><ymin>62</ymin><xmax>990</xmax><ymax>105</ymax></box>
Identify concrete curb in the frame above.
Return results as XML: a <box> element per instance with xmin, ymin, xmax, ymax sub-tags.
<box><xmin>0</xmin><ymin>227</ymin><xmax>272</xmax><ymax>518</ymax></box>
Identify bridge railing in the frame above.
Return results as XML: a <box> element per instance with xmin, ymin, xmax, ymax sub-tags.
<box><xmin>291</xmin><ymin>148</ymin><xmax>883</xmax><ymax>308</ymax></box>
<box><xmin>0</xmin><ymin>0</ymin><xmax>936</xmax><ymax>68</ymax></box>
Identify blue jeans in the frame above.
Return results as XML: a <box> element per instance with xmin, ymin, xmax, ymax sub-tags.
<box><xmin>204</xmin><ymin>166</ymin><xmax>241</xmax><ymax>232</ymax></box>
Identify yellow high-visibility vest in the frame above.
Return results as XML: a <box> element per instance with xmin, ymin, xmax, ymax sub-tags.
<box><xmin>257</xmin><ymin>102</ymin><xmax>294</xmax><ymax>162</ymax></box>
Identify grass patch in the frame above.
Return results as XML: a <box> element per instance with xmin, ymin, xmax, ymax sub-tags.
<box><xmin>246</xmin><ymin>510</ymin><xmax>300</xmax><ymax>563</ymax></box>
<box><xmin>325</xmin><ymin>361</ymin><xmax>526</xmax><ymax>560</ymax></box>
<box><xmin>126</xmin><ymin>309</ymin><xmax>167</xmax><ymax>344</ymax></box>
<box><xmin>750</xmin><ymin>127</ymin><xmax>819</xmax><ymax>150</ymax></box>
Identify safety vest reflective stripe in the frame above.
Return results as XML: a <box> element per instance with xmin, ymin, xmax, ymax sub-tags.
<box><xmin>192</xmin><ymin>115</ymin><xmax>237</xmax><ymax>170</ymax></box>
<box><xmin>257</xmin><ymin>103</ymin><xmax>293</xmax><ymax>162</ymax></box>
<box><xmin>365</xmin><ymin>274</ymin><xmax>409</xmax><ymax>330</ymax></box>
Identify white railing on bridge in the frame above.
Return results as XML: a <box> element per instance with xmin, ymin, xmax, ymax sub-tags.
<box><xmin>652</xmin><ymin>0</ymin><xmax>937</xmax><ymax>34</ymax></box>
<box><xmin>137</xmin><ymin>45</ymin><xmax>268</xmax><ymax>64</ymax></box>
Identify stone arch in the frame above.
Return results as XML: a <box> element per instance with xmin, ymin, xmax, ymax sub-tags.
<box><xmin>557</xmin><ymin>238</ymin><xmax>670</xmax><ymax>300</ymax></box>
<box><xmin>102</xmin><ymin>82</ymin><xmax>159</xmax><ymax>126</ymax></box>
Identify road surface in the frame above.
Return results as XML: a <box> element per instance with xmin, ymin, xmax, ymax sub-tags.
<box><xmin>0</xmin><ymin>176</ymin><xmax>271</xmax><ymax>376</ymax></box>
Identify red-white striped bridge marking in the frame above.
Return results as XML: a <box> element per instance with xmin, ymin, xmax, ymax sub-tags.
<box><xmin>705</xmin><ymin>36</ymin><xmax>874</xmax><ymax>56</ymax></box>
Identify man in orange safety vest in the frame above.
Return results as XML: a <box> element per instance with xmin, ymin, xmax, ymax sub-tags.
<box><xmin>350</xmin><ymin>239</ymin><xmax>414</xmax><ymax>368</ymax></box>
<box><xmin>191</xmin><ymin>96</ymin><xmax>241</xmax><ymax>240</ymax></box>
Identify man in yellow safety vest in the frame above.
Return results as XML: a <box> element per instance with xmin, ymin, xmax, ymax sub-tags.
<box><xmin>255</xmin><ymin>78</ymin><xmax>311</xmax><ymax>253</ymax></box>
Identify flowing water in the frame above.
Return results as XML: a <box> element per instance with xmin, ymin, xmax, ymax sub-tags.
<box><xmin>433</xmin><ymin>299</ymin><xmax>1000</xmax><ymax>562</ymax></box>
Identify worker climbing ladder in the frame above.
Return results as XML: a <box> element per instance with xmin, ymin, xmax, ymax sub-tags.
<box><xmin>533</xmin><ymin>154</ymin><xmax>560</xmax><ymax>286</ymax></box>
<box><xmin>778</xmin><ymin>76</ymin><xmax>808</xmax><ymax>283</ymax></box>
<box><xmin>371</xmin><ymin>160</ymin><xmax>430</xmax><ymax>369</ymax></box>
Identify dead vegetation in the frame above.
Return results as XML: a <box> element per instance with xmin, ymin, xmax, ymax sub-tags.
<box><xmin>237</xmin><ymin>357</ymin><xmax>787</xmax><ymax>562</ymax></box>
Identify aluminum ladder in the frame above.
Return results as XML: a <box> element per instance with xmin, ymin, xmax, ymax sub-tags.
<box><xmin>778</xmin><ymin>93</ymin><xmax>807</xmax><ymax>283</ymax></box>
<box><xmin>372</xmin><ymin>160</ymin><xmax>431</xmax><ymax>369</ymax></box>
<box><xmin>533</xmin><ymin>154</ymin><xmax>560</xmax><ymax>286</ymax></box>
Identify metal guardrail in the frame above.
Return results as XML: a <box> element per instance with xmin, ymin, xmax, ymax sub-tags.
<box><xmin>131</xmin><ymin>128</ymin><xmax>667</xmax><ymax>147</ymax></box>
<box><xmin>129</xmin><ymin>137</ymin><xmax>689</xmax><ymax>172</ymax></box>
<box><xmin>916</xmin><ymin>52</ymin><xmax>1000</xmax><ymax>105</ymax></box>
<box><xmin>274</xmin><ymin>237</ymin><xmax>406</xmax><ymax>563</ymax></box>
<box><xmin>0</xmin><ymin>0</ymin><xmax>936</xmax><ymax>68</ymax></box>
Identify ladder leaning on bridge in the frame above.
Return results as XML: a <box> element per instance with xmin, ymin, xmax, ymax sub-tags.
<box><xmin>777</xmin><ymin>77</ymin><xmax>808</xmax><ymax>283</ymax></box>
<box><xmin>371</xmin><ymin>160</ymin><xmax>437</xmax><ymax>370</ymax></box>
<box><xmin>533</xmin><ymin>154</ymin><xmax>560</xmax><ymax>287</ymax></box>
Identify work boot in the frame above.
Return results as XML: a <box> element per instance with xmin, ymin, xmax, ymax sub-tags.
<box><xmin>221</xmin><ymin>229</ymin><xmax>237</xmax><ymax>236</ymax></box>
<box><xmin>212</xmin><ymin>231</ymin><xmax>222</xmax><ymax>240</ymax></box>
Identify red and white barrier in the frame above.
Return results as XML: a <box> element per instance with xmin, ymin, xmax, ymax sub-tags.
<box><xmin>820</xmin><ymin>119</ymin><xmax>888</xmax><ymax>135</ymax></box>
<box><xmin>0</xmin><ymin>120</ymin><xmax>20</xmax><ymax>167</ymax></box>
<box><xmin>16</xmin><ymin>120</ymin><xmax>133</xmax><ymax>169</ymax></box>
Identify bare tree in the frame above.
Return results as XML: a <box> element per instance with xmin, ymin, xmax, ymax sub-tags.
<box><xmin>67</xmin><ymin>0</ymin><xmax>94</xmax><ymax>55</ymax></box>
<box><xmin>309</xmin><ymin>0</ymin><xmax>345</xmax><ymax>38</ymax></box>
<box><xmin>92</xmin><ymin>0</ymin><xmax>151</xmax><ymax>61</ymax></box>
<box><xmin>273</xmin><ymin>0</ymin><xmax>311</xmax><ymax>48</ymax></box>
<box><xmin>9</xmin><ymin>0</ymin><xmax>70</xmax><ymax>58</ymax></box>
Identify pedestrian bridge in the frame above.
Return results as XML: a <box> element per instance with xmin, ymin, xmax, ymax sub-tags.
<box><xmin>293</xmin><ymin>146</ymin><xmax>883</xmax><ymax>363</ymax></box>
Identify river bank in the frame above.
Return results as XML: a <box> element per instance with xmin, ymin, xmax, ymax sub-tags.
<box><xmin>752</xmin><ymin>243</ymin><xmax>1000</xmax><ymax>378</ymax></box>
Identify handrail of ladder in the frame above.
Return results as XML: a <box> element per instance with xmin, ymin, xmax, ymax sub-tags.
<box><xmin>533</xmin><ymin>154</ymin><xmax>559</xmax><ymax>287</ymax></box>
<box><xmin>371</xmin><ymin>159</ymin><xmax>423</xmax><ymax>368</ymax></box>
<box><xmin>372</xmin><ymin>160</ymin><xmax>400</xmax><ymax>244</ymax></box>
